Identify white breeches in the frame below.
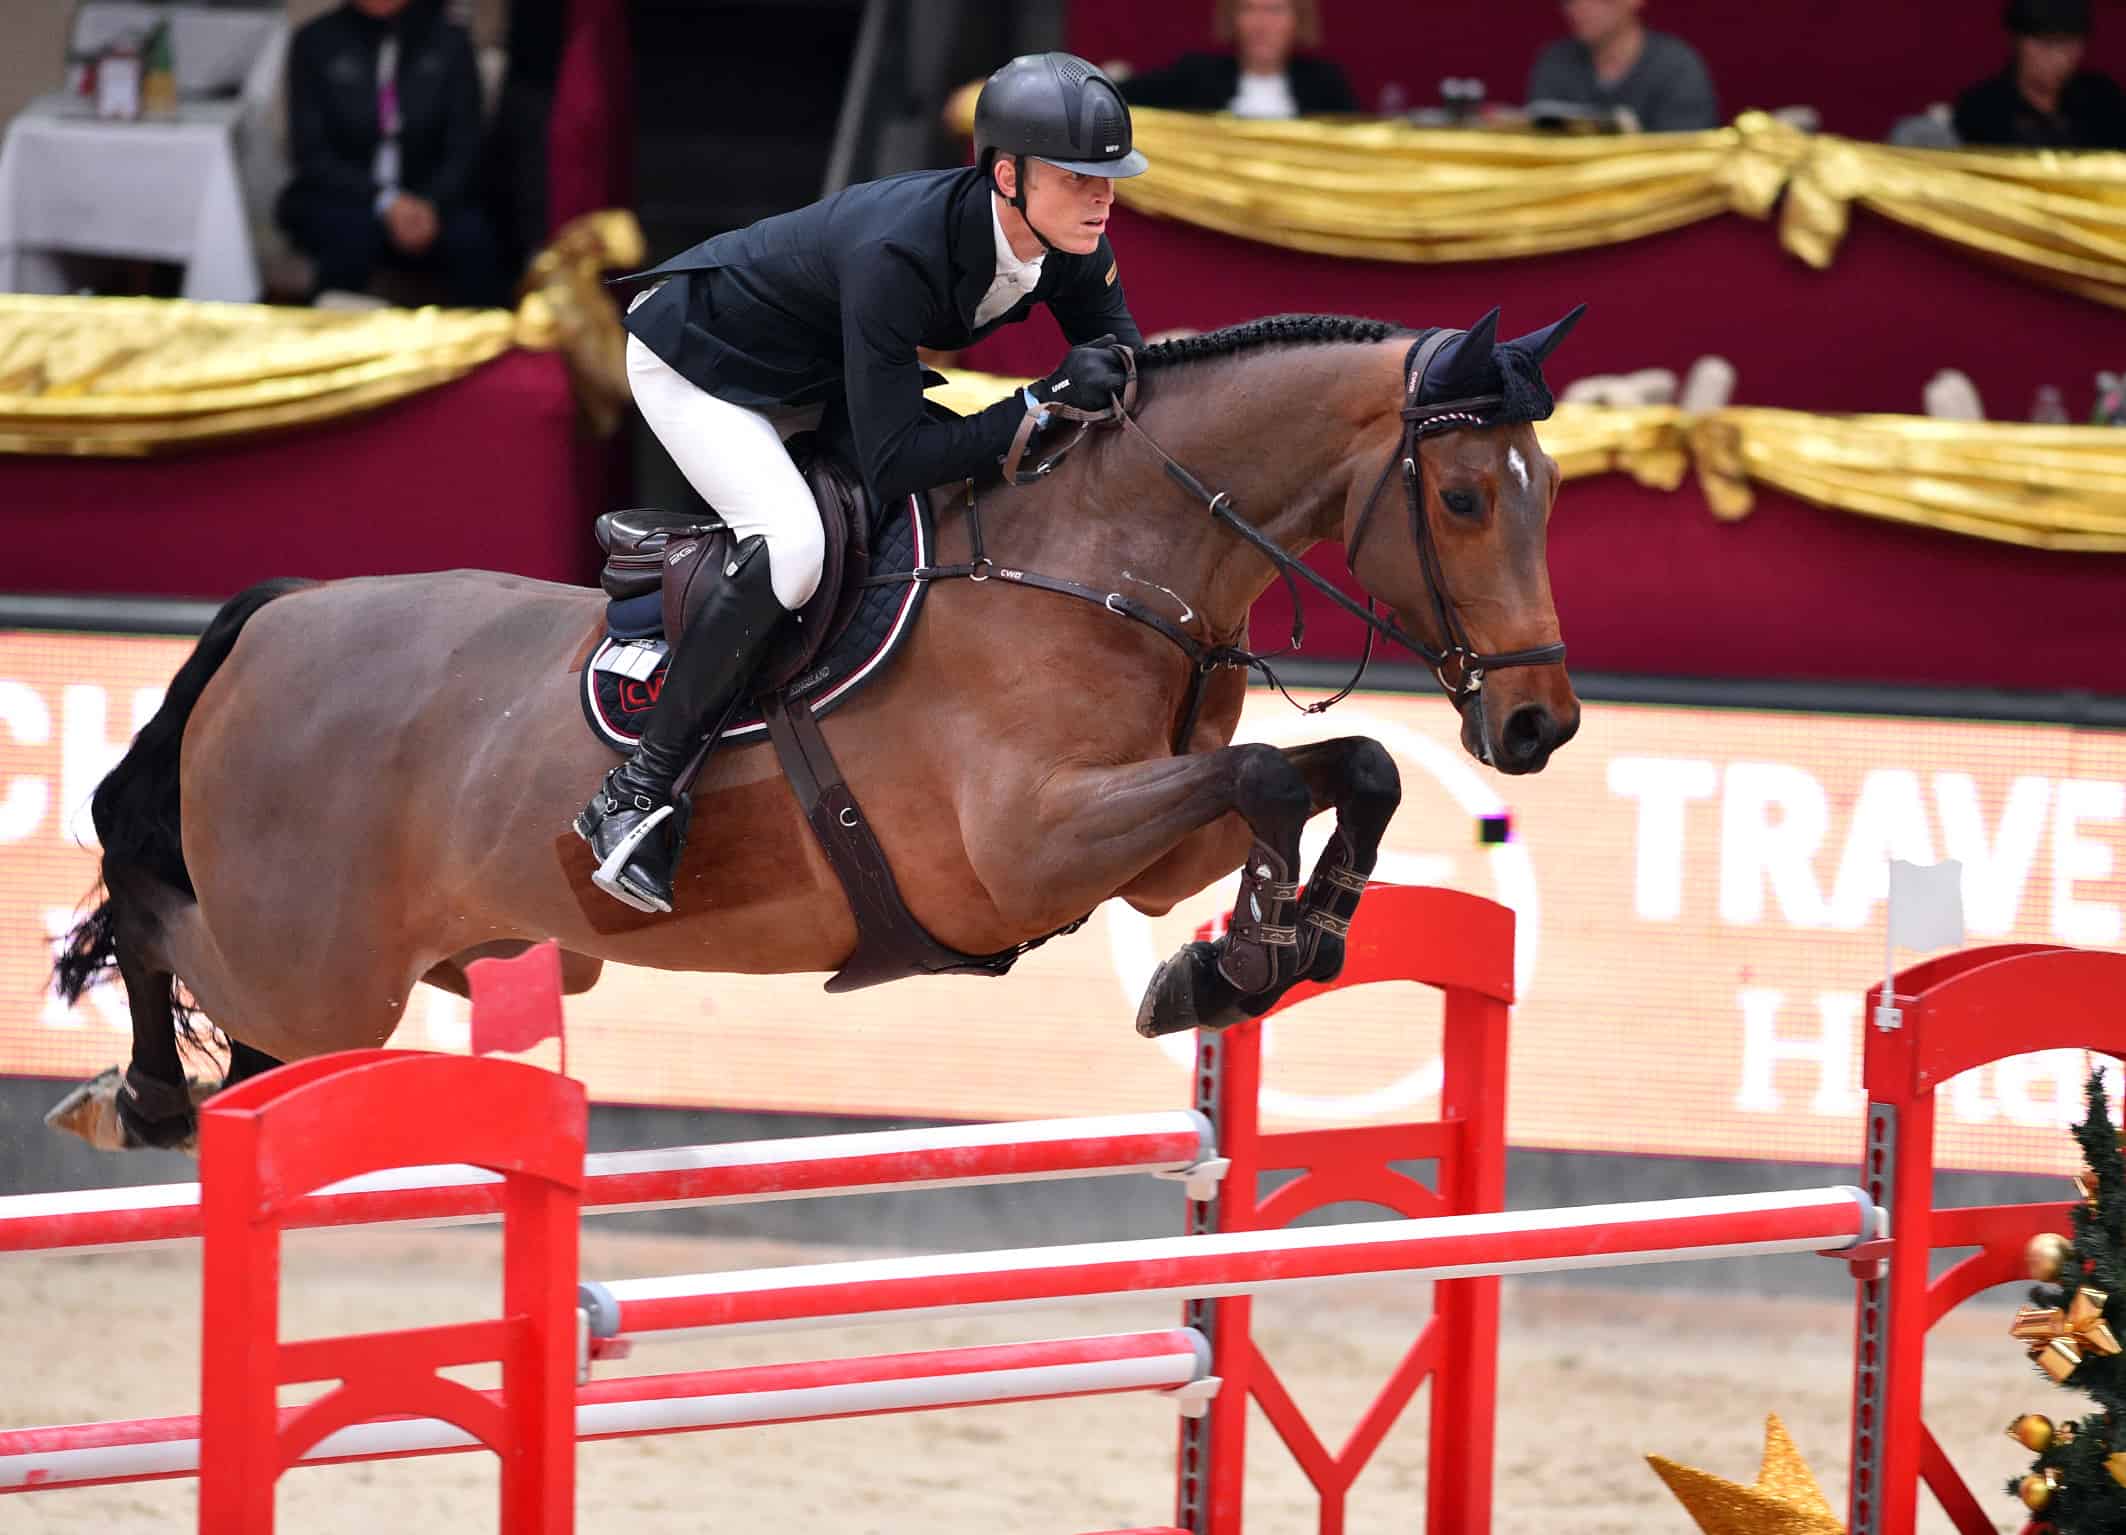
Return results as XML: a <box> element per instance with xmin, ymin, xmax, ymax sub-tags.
<box><xmin>625</xmin><ymin>333</ymin><xmax>825</xmax><ymax>611</ymax></box>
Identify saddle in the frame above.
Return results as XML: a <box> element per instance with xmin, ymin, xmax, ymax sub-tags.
<box><xmin>585</xmin><ymin>440</ymin><xmax>1026</xmax><ymax>994</ymax></box>
<box><xmin>593</xmin><ymin>433</ymin><xmax>870</xmax><ymax>690</ymax></box>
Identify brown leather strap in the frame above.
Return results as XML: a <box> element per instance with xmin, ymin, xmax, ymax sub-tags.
<box><xmin>998</xmin><ymin>406</ymin><xmax>1047</xmax><ymax>486</ymax></box>
<box><xmin>999</xmin><ymin>345</ymin><xmax>1139</xmax><ymax>487</ymax></box>
<box><xmin>762</xmin><ymin>692</ymin><xmax>1023</xmax><ymax>993</ymax></box>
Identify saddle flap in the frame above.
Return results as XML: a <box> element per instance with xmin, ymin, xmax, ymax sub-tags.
<box><xmin>597</xmin><ymin>444</ymin><xmax>878</xmax><ymax>678</ymax></box>
<box><xmin>596</xmin><ymin>507</ymin><xmax>726</xmax><ymax>599</ymax></box>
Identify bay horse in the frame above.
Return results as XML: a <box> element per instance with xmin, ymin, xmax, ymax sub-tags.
<box><xmin>50</xmin><ymin>309</ymin><xmax>1583</xmax><ymax>1151</ymax></box>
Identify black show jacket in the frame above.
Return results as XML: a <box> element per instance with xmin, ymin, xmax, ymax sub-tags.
<box><xmin>621</xmin><ymin>166</ymin><xmax>1142</xmax><ymax>501</ymax></box>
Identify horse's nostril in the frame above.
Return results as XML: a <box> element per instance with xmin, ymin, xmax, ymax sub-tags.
<box><xmin>1502</xmin><ymin>705</ymin><xmax>1551</xmax><ymax>762</ymax></box>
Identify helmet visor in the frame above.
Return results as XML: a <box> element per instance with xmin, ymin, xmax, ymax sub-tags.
<box><xmin>1033</xmin><ymin>148</ymin><xmax>1150</xmax><ymax>179</ymax></box>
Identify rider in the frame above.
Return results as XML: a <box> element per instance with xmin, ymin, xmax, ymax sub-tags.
<box><xmin>577</xmin><ymin>51</ymin><xmax>1150</xmax><ymax>914</ymax></box>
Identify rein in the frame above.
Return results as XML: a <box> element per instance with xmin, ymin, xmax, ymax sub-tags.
<box><xmin>870</xmin><ymin>332</ymin><xmax>1567</xmax><ymax>758</ymax></box>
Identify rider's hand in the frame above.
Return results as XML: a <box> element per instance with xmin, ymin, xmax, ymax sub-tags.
<box><xmin>1029</xmin><ymin>335</ymin><xmax>1130</xmax><ymax>414</ymax></box>
<box><xmin>384</xmin><ymin>194</ymin><xmax>439</xmax><ymax>255</ymax></box>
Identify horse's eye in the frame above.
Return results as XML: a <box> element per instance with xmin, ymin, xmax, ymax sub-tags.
<box><xmin>1440</xmin><ymin>488</ymin><xmax>1481</xmax><ymax>520</ymax></box>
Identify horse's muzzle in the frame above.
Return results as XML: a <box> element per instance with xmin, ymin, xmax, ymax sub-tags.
<box><xmin>1486</xmin><ymin>701</ymin><xmax>1577</xmax><ymax>775</ymax></box>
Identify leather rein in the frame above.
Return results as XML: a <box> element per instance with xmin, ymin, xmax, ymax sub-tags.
<box><xmin>868</xmin><ymin>331</ymin><xmax>1567</xmax><ymax>759</ymax></box>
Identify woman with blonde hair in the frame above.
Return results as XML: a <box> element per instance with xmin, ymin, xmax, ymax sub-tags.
<box><xmin>1119</xmin><ymin>0</ymin><xmax>1357</xmax><ymax>119</ymax></box>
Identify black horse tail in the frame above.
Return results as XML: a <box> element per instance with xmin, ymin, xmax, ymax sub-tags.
<box><xmin>52</xmin><ymin>579</ymin><xmax>309</xmax><ymax>1005</ymax></box>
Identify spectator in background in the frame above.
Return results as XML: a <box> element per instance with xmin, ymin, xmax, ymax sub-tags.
<box><xmin>1118</xmin><ymin>0</ymin><xmax>1357</xmax><ymax>119</ymax></box>
<box><xmin>276</xmin><ymin>0</ymin><xmax>509</xmax><ymax>306</ymax></box>
<box><xmin>1525</xmin><ymin>0</ymin><xmax>1718</xmax><ymax>133</ymax></box>
<box><xmin>1954</xmin><ymin>0</ymin><xmax>2126</xmax><ymax>150</ymax></box>
<box><xmin>485</xmin><ymin>0</ymin><xmax>565</xmax><ymax>281</ymax></box>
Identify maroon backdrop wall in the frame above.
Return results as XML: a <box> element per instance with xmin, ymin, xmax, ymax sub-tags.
<box><xmin>547</xmin><ymin>0</ymin><xmax>633</xmax><ymax>233</ymax></box>
<box><xmin>959</xmin><ymin>203</ymin><xmax>2113</xmax><ymax>422</ymax></box>
<box><xmin>0</xmin><ymin>353</ymin><xmax>605</xmax><ymax>600</ymax></box>
<box><xmin>1069</xmin><ymin>0</ymin><xmax>2126</xmax><ymax>139</ymax></box>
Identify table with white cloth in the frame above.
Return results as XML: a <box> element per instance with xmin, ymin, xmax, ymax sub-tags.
<box><xmin>0</xmin><ymin>94</ymin><xmax>262</xmax><ymax>302</ymax></box>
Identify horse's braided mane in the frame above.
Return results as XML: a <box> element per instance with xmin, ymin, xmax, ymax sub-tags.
<box><xmin>1137</xmin><ymin>314</ymin><xmax>1409</xmax><ymax>373</ymax></box>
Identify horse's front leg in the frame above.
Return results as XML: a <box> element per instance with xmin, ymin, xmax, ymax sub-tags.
<box><xmin>964</xmin><ymin>742</ymin><xmax>1316</xmax><ymax>1026</ymax></box>
<box><xmin>1280</xmin><ymin>736</ymin><xmax>1403</xmax><ymax>987</ymax></box>
<box><xmin>1127</xmin><ymin>736</ymin><xmax>1399</xmax><ymax>1035</ymax></box>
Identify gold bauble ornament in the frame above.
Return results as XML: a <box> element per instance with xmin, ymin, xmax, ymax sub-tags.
<box><xmin>2027</xmin><ymin>1233</ymin><xmax>2072</xmax><ymax>1283</ymax></box>
<box><xmin>1648</xmin><ymin>1414</ymin><xmax>1844</xmax><ymax>1534</ymax></box>
<box><xmin>2109</xmin><ymin>1450</ymin><xmax>2126</xmax><ymax>1487</ymax></box>
<box><xmin>2021</xmin><ymin>1468</ymin><xmax>2060</xmax><ymax>1511</ymax></box>
<box><xmin>2009</xmin><ymin>1414</ymin><xmax>2057</xmax><ymax>1452</ymax></box>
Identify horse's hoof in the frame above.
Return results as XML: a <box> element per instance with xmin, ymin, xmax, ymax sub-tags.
<box><xmin>1301</xmin><ymin>928</ymin><xmax>1347</xmax><ymax>986</ymax></box>
<box><xmin>45</xmin><ymin>1066</ymin><xmax>200</xmax><ymax>1154</ymax></box>
<box><xmin>44</xmin><ymin>1066</ymin><xmax>131</xmax><ymax>1151</ymax></box>
<box><xmin>1136</xmin><ymin>941</ymin><xmax>1248</xmax><ymax>1038</ymax></box>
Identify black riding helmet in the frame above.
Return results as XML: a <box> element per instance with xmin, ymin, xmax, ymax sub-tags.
<box><xmin>974</xmin><ymin>52</ymin><xmax>1148</xmax><ymax>252</ymax></box>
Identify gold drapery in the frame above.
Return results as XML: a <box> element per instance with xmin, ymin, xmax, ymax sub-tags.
<box><xmin>942</xmin><ymin>90</ymin><xmax>2126</xmax><ymax>306</ymax></box>
<box><xmin>1775</xmin><ymin>128</ymin><xmax>2126</xmax><ymax>310</ymax></box>
<box><xmin>933</xmin><ymin>369</ymin><xmax>2126</xmax><ymax>554</ymax></box>
<box><xmin>0</xmin><ymin>210</ymin><xmax>644</xmax><ymax>456</ymax></box>
<box><xmin>1106</xmin><ymin>113</ymin><xmax>1773</xmax><ymax>264</ymax></box>
<box><xmin>1687</xmin><ymin>406</ymin><xmax>2126</xmax><ymax>551</ymax></box>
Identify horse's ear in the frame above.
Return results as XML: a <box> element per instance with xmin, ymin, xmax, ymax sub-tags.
<box><xmin>1425</xmin><ymin>307</ymin><xmax>1500</xmax><ymax>397</ymax></box>
<box><xmin>1504</xmin><ymin>303</ymin><xmax>1588</xmax><ymax>363</ymax></box>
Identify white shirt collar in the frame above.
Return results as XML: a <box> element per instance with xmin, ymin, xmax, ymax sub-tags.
<box><xmin>990</xmin><ymin>194</ymin><xmax>1045</xmax><ymax>291</ymax></box>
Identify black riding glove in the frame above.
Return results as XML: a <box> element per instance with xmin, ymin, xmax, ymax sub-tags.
<box><xmin>1028</xmin><ymin>335</ymin><xmax>1130</xmax><ymax>415</ymax></box>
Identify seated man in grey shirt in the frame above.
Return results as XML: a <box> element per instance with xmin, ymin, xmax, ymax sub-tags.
<box><xmin>1524</xmin><ymin>0</ymin><xmax>1720</xmax><ymax>132</ymax></box>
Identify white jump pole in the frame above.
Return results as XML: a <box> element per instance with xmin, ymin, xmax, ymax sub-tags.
<box><xmin>0</xmin><ymin>1110</ymin><xmax>1219</xmax><ymax>1254</ymax></box>
<box><xmin>582</xmin><ymin>1187</ymin><xmax>1884</xmax><ymax>1339</ymax></box>
<box><xmin>0</xmin><ymin>1329</ymin><xmax>1210</xmax><ymax>1494</ymax></box>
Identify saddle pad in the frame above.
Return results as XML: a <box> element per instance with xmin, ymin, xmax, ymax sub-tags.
<box><xmin>580</xmin><ymin>492</ymin><xmax>931</xmax><ymax>752</ymax></box>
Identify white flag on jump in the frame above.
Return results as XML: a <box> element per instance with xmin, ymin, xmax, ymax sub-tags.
<box><xmin>1887</xmin><ymin>858</ymin><xmax>1965</xmax><ymax>953</ymax></box>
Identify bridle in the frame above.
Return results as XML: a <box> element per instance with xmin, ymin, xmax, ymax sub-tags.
<box><xmin>880</xmin><ymin>330</ymin><xmax>1568</xmax><ymax>760</ymax></box>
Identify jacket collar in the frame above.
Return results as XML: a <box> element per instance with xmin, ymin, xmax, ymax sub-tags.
<box><xmin>952</xmin><ymin>168</ymin><xmax>1003</xmax><ymax>326</ymax></box>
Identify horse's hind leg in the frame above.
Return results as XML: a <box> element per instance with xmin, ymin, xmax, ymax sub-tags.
<box><xmin>110</xmin><ymin>938</ymin><xmax>204</xmax><ymax>1148</ymax></box>
<box><xmin>44</xmin><ymin>898</ymin><xmax>205</xmax><ymax>1152</ymax></box>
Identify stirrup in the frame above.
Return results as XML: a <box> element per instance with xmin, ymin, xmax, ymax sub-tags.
<box><xmin>588</xmin><ymin>803</ymin><xmax>676</xmax><ymax>914</ymax></box>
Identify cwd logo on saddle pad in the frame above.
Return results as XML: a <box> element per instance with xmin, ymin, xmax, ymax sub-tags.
<box><xmin>1108</xmin><ymin>704</ymin><xmax>1539</xmax><ymax>1122</ymax></box>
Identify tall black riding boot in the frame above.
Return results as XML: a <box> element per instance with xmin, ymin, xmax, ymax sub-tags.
<box><xmin>575</xmin><ymin>536</ymin><xmax>784</xmax><ymax>913</ymax></box>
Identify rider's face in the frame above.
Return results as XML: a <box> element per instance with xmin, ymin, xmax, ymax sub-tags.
<box><xmin>1023</xmin><ymin>161</ymin><xmax>1115</xmax><ymax>256</ymax></box>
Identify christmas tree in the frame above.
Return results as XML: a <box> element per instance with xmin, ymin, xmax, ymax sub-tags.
<box><xmin>2009</xmin><ymin>1069</ymin><xmax>2126</xmax><ymax>1530</ymax></box>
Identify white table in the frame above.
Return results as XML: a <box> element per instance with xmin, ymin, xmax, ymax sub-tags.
<box><xmin>0</xmin><ymin>93</ymin><xmax>262</xmax><ymax>302</ymax></box>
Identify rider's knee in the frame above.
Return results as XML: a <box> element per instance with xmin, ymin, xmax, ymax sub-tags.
<box><xmin>763</xmin><ymin>515</ymin><xmax>826</xmax><ymax>610</ymax></box>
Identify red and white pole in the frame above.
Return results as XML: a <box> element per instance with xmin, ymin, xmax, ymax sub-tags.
<box><xmin>583</xmin><ymin>1187</ymin><xmax>1882</xmax><ymax>1339</ymax></box>
<box><xmin>0</xmin><ymin>1329</ymin><xmax>1209</xmax><ymax>1494</ymax></box>
<box><xmin>0</xmin><ymin>1110</ymin><xmax>1217</xmax><ymax>1254</ymax></box>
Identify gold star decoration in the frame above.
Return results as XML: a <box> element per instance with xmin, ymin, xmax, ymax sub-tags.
<box><xmin>1647</xmin><ymin>1414</ymin><xmax>1844</xmax><ymax>1535</ymax></box>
